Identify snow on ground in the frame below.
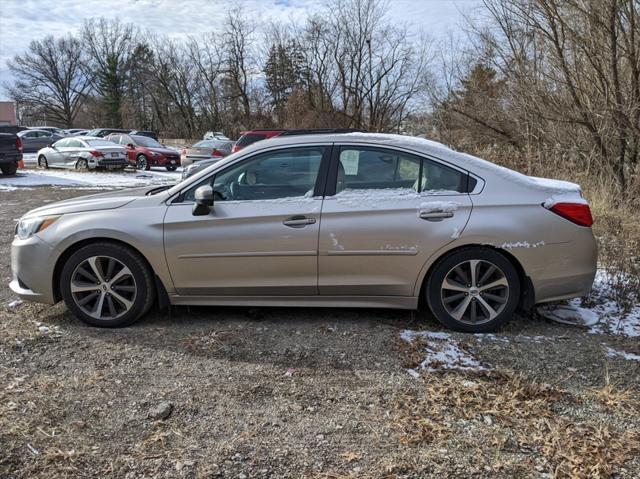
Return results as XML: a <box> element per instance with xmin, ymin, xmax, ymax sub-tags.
<box><xmin>604</xmin><ymin>346</ymin><xmax>640</xmax><ymax>362</ymax></box>
<box><xmin>400</xmin><ymin>330</ymin><xmax>488</xmax><ymax>376</ymax></box>
<box><xmin>0</xmin><ymin>167</ymin><xmax>181</xmax><ymax>190</ymax></box>
<box><xmin>574</xmin><ymin>270</ymin><xmax>640</xmax><ymax>338</ymax></box>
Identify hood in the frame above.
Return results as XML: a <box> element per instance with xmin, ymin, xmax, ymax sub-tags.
<box><xmin>23</xmin><ymin>186</ymin><xmax>163</xmax><ymax>218</ymax></box>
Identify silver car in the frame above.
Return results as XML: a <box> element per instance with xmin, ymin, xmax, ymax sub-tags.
<box><xmin>36</xmin><ymin>136</ymin><xmax>128</xmax><ymax>170</ymax></box>
<box><xmin>10</xmin><ymin>133</ymin><xmax>597</xmax><ymax>332</ymax></box>
<box><xmin>181</xmin><ymin>139</ymin><xmax>234</xmax><ymax>169</ymax></box>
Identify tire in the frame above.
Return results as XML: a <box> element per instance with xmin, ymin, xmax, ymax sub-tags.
<box><xmin>38</xmin><ymin>155</ymin><xmax>48</xmax><ymax>169</ymax></box>
<box><xmin>136</xmin><ymin>155</ymin><xmax>150</xmax><ymax>170</ymax></box>
<box><xmin>166</xmin><ymin>165</ymin><xmax>177</xmax><ymax>171</ymax></box>
<box><xmin>60</xmin><ymin>242</ymin><xmax>156</xmax><ymax>327</ymax></box>
<box><xmin>1</xmin><ymin>162</ymin><xmax>18</xmax><ymax>176</ymax></box>
<box><xmin>76</xmin><ymin>158</ymin><xmax>88</xmax><ymax>170</ymax></box>
<box><xmin>426</xmin><ymin>247</ymin><xmax>520</xmax><ymax>333</ymax></box>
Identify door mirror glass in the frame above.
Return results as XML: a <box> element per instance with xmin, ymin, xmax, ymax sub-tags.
<box><xmin>127</xmin><ymin>143</ymin><xmax>135</xmax><ymax>149</ymax></box>
<box><xmin>192</xmin><ymin>185</ymin><xmax>214</xmax><ymax>216</ymax></box>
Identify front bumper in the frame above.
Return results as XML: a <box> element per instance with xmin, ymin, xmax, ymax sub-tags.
<box><xmin>151</xmin><ymin>156</ymin><xmax>180</xmax><ymax>166</ymax></box>
<box><xmin>10</xmin><ymin>235</ymin><xmax>57</xmax><ymax>304</ymax></box>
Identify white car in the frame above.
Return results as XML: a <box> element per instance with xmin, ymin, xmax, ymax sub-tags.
<box><xmin>36</xmin><ymin>136</ymin><xmax>128</xmax><ymax>170</ymax></box>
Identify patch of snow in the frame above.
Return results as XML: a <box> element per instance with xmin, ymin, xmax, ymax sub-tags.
<box><xmin>451</xmin><ymin>227</ymin><xmax>461</xmax><ymax>240</ymax></box>
<box><xmin>499</xmin><ymin>241</ymin><xmax>546</xmax><ymax>249</ymax></box>
<box><xmin>418</xmin><ymin>201</ymin><xmax>461</xmax><ymax>214</ymax></box>
<box><xmin>538</xmin><ymin>305</ymin><xmax>599</xmax><ymax>327</ymax></box>
<box><xmin>401</xmin><ymin>329</ymin><xmax>488</xmax><ymax>375</ymax></box>
<box><xmin>576</xmin><ymin>270</ymin><xmax>640</xmax><ymax>337</ymax></box>
<box><xmin>7</xmin><ymin>299</ymin><xmax>23</xmax><ymax>308</ymax></box>
<box><xmin>1</xmin><ymin>168</ymin><xmax>180</xmax><ymax>190</ymax></box>
<box><xmin>543</xmin><ymin>193</ymin><xmax>589</xmax><ymax>208</ymax></box>
<box><xmin>329</xmin><ymin>233</ymin><xmax>344</xmax><ymax>251</ymax></box>
<box><xmin>604</xmin><ymin>346</ymin><xmax>640</xmax><ymax>362</ymax></box>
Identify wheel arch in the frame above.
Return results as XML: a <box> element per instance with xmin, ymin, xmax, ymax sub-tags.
<box><xmin>52</xmin><ymin>237</ymin><xmax>169</xmax><ymax>306</ymax></box>
<box><xmin>415</xmin><ymin>243</ymin><xmax>535</xmax><ymax>311</ymax></box>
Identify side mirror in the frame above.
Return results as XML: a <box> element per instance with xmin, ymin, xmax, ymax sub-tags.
<box><xmin>192</xmin><ymin>185</ymin><xmax>214</xmax><ymax>216</ymax></box>
<box><xmin>127</xmin><ymin>143</ymin><xmax>135</xmax><ymax>149</ymax></box>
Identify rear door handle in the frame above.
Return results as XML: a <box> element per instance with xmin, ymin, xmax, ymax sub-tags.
<box><xmin>419</xmin><ymin>211</ymin><xmax>454</xmax><ymax>221</ymax></box>
<box><xmin>283</xmin><ymin>216</ymin><xmax>316</xmax><ymax>228</ymax></box>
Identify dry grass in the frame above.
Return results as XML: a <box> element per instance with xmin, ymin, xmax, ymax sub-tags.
<box><xmin>391</xmin><ymin>371</ymin><xmax>639</xmax><ymax>478</ymax></box>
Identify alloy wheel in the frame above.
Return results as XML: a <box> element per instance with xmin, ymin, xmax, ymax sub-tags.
<box><xmin>137</xmin><ymin>156</ymin><xmax>148</xmax><ymax>170</ymax></box>
<box><xmin>70</xmin><ymin>255</ymin><xmax>137</xmax><ymax>320</ymax></box>
<box><xmin>440</xmin><ymin>259</ymin><xmax>509</xmax><ymax>325</ymax></box>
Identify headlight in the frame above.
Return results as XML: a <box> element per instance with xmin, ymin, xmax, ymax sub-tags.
<box><xmin>16</xmin><ymin>216</ymin><xmax>60</xmax><ymax>240</ymax></box>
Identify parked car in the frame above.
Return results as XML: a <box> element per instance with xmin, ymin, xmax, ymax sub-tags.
<box><xmin>129</xmin><ymin>130</ymin><xmax>159</xmax><ymax>141</ymax></box>
<box><xmin>182</xmin><ymin>156</ymin><xmax>220</xmax><ymax>179</ymax></box>
<box><xmin>36</xmin><ymin>136</ymin><xmax>128</xmax><ymax>170</ymax></box>
<box><xmin>64</xmin><ymin>129</ymin><xmax>88</xmax><ymax>136</ymax></box>
<box><xmin>203</xmin><ymin>131</ymin><xmax>230</xmax><ymax>141</ymax></box>
<box><xmin>0</xmin><ymin>125</ymin><xmax>28</xmax><ymax>135</ymax></box>
<box><xmin>17</xmin><ymin>129</ymin><xmax>63</xmax><ymax>152</ymax></box>
<box><xmin>0</xmin><ymin>132</ymin><xmax>23</xmax><ymax>175</ymax></box>
<box><xmin>106</xmin><ymin>133</ymin><xmax>181</xmax><ymax>171</ymax></box>
<box><xmin>10</xmin><ymin>133</ymin><xmax>597</xmax><ymax>332</ymax></box>
<box><xmin>86</xmin><ymin>128</ymin><xmax>131</xmax><ymax>138</ymax></box>
<box><xmin>180</xmin><ymin>139</ymin><xmax>233</xmax><ymax>169</ymax></box>
<box><xmin>28</xmin><ymin>126</ymin><xmax>67</xmax><ymax>136</ymax></box>
<box><xmin>232</xmin><ymin>128</ymin><xmax>364</xmax><ymax>153</ymax></box>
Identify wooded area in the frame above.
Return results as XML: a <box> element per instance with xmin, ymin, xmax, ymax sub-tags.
<box><xmin>6</xmin><ymin>0</ymin><xmax>640</xmax><ymax>195</ymax></box>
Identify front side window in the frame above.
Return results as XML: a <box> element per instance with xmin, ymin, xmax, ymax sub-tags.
<box><xmin>336</xmin><ymin>146</ymin><xmax>467</xmax><ymax>194</ymax></box>
<box><xmin>182</xmin><ymin>147</ymin><xmax>325</xmax><ymax>202</ymax></box>
<box><xmin>68</xmin><ymin>139</ymin><xmax>83</xmax><ymax>148</ymax></box>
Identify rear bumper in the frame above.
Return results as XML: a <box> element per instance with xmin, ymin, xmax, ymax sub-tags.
<box><xmin>93</xmin><ymin>157</ymin><xmax>128</xmax><ymax>169</ymax></box>
<box><xmin>0</xmin><ymin>152</ymin><xmax>22</xmax><ymax>164</ymax></box>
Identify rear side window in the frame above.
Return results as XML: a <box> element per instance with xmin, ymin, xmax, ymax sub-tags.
<box><xmin>336</xmin><ymin>147</ymin><xmax>467</xmax><ymax>194</ymax></box>
<box><xmin>86</xmin><ymin>139</ymin><xmax>116</xmax><ymax>147</ymax></box>
<box><xmin>236</xmin><ymin>133</ymin><xmax>267</xmax><ymax>148</ymax></box>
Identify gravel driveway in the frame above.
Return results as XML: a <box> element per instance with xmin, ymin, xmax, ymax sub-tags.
<box><xmin>1</xmin><ymin>187</ymin><xmax>638</xmax><ymax>478</ymax></box>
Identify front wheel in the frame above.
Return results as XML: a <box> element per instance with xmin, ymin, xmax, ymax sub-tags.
<box><xmin>136</xmin><ymin>155</ymin><xmax>150</xmax><ymax>170</ymax></box>
<box><xmin>38</xmin><ymin>156</ymin><xmax>49</xmax><ymax>169</ymax></box>
<box><xmin>60</xmin><ymin>242</ymin><xmax>156</xmax><ymax>327</ymax></box>
<box><xmin>426</xmin><ymin>248</ymin><xmax>520</xmax><ymax>333</ymax></box>
<box><xmin>1</xmin><ymin>162</ymin><xmax>18</xmax><ymax>176</ymax></box>
<box><xmin>166</xmin><ymin>165</ymin><xmax>177</xmax><ymax>171</ymax></box>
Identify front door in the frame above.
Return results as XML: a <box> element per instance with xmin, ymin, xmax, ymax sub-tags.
<box><xmin>164</xmin><ymin>145</ymin><xmax>329</xmax><ymax>296</ymax></box>
<box><xmin>318</xmin><ymin>145</ymin><xmax>473</xmax><ymax>296</ymax></box>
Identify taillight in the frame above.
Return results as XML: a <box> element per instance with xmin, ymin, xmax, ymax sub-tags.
<box><xmin>547</xmin><ymin>202</ymin><xmax>593</xmax><ymax>227</ymax></box>
<box><xmin>212</xmin><ymin>149</ymin><xmax>223</xmax><ymax>157</ymax></box>
<box><xmin>89</xmin><ymin>150</ymin><xmax>104</xmax><ymax>157</ymax></box>
<box><xmin>15</xmin><ymin>137</ymin><xmax>22</xmax><ymax>152</ymax></box>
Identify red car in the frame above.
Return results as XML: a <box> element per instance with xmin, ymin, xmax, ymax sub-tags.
<box><xmin>106</xmin><ymin>133</ymin><xmax>181</xmax><ymax>171</ymax></box>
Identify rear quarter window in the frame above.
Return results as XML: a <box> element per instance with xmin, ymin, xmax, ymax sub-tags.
<box><xmin>236</xmin><ymin>133</ymin><xmax>267</xmax><ymax>148</ymax></box>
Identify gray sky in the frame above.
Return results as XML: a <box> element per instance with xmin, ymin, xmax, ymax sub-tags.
<box><xmin>0</xmin><ymin>0</ymin><xmax>482</xmax><ymax>100</ymax></box>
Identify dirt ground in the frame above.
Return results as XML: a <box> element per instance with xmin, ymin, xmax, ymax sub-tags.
<box><xmin>1</xmin><ymin>187</ymin><xmax>639</xmax><ymax>478</ymax></box>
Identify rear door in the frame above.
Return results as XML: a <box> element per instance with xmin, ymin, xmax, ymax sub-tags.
<box><xmin>164</xmin><ymin>145</ymin><xmax>330</xmax><ymax>296</ymax></box>
<box><xmin>318</xmin><ymin>144</ymin><xmax>473</xmax><ymax>297</ymax></box>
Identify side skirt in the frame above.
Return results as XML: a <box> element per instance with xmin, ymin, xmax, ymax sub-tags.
<box><xmin>168</xmin><ymin>295</ymin><xmax>419</xmax><ymax>310</ymax></box>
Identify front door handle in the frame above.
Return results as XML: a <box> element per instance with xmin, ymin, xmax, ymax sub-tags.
<box><xmin>419</xmin><ymin>211</ymin><xmax>454</xmax><ymax>221</ymax></box>
<box><xmin>283</xmin><ymin>216</ymin><xmax>316</xmax><ymax>228</ymax></box>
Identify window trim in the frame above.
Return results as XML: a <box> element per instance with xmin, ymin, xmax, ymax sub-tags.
<box><xmin>325</xmin><ymin>144</ymin><xmax>475</xmax><ymax>197</ymax></box>
<box><xmin>172</xmin><ymin>144</ymin><xmax>334</xmax><ymax>204</ymax></box>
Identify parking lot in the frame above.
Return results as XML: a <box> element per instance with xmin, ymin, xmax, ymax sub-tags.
<box><xmin>1</xmin><ymin>177</ymin><xmax>639</xmax><ymax>478</ymax></box>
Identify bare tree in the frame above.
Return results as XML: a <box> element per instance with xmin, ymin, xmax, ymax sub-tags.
<box><xmin>7</xmin><ymin>35</ymin><xmax>90</xmax><ymax>127</ymax></box>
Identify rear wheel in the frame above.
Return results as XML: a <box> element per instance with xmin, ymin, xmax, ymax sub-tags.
<box><xmin>1</xmin><ymin>162</ymin><xmax>18</xmax><ymax>176</ymax></box>
<box><xmin>60</xmin><ymin>242</ymin><xmax>155</xmax><ymax>327</ymax></box>
<box><xmin>136</xmin><ymin>154</ymin><xmax>150</xmax><ymax>170</ymax></box>
<box><xmin>38</xmin><ymin>156</ymin><xmax>49</xmax><ymax>169</ymax></box>
<box><xmin>75</xmin><ymin>158</ymin><xmax>88</xmax><ymax>170</ymax></box>
<box><xmin>426</xmin><ymin>248</ymin><xmax>520</xmax><ymax>333</ymax></box>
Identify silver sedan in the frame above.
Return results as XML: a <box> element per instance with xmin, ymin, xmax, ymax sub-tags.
<box><xmin>10</xmin><ymin>133</ymin><xmax>597</xmax><ymax>332</ymax></box>
<box><xmin>36</xmin><ymin>136</ymin><xmax>128</xmax><ymax>170</ymax></box>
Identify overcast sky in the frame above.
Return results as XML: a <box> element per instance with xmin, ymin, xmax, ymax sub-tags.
<box><xmin>0</xmin><ymin>0</ymin><xmax>482</xmax><ymax>100</ymax></box>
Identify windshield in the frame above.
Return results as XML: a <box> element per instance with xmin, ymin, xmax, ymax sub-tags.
<box><xmin>85</xmin><ymin>139</ymin><xmax>118</xmax><ymax>147</ymax></box>
<box><xmin>133</xmin><ymin>136</ymin><xmax>162</xmax><ymax>148</ymax></box>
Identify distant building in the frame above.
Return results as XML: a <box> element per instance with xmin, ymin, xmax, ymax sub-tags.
<box><xmin>0</xmin><ymin>101</ymin><xmax>17</xmax><ymax>126</ymax></box>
